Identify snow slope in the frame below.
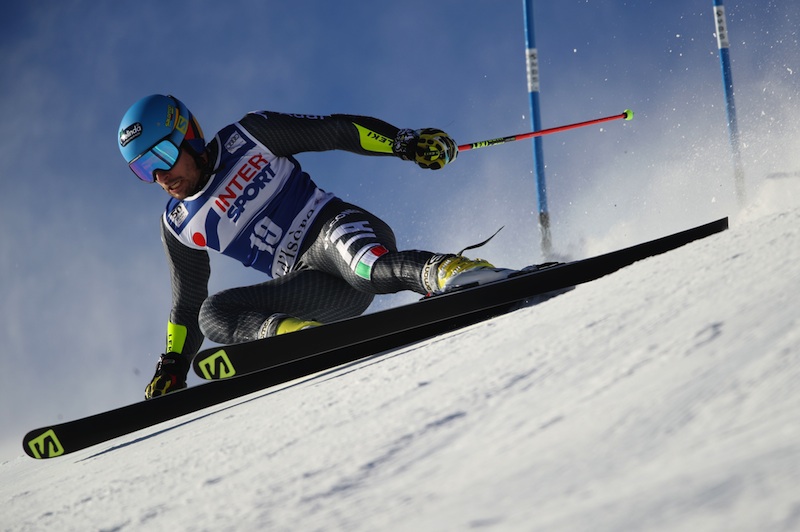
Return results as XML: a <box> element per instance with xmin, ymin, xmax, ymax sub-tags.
<box><xmin>2</xmin><ymin>180</ymin><xmax>799</xmax><ymax>531</ymax></box>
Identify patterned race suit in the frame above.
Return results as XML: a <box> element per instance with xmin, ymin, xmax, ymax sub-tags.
<box><xmin>161</xmin><ymin>112</ymin><xmax>440</xmax><ymax>357</ymax></box>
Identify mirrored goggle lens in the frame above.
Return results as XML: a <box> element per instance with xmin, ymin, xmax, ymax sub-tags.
<box><xmin>129</xmin><ymin>140</ymin><xmax>180</xmax><ymax>183</ymax></box>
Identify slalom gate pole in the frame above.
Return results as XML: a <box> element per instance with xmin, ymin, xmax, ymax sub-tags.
<box><xmin>522</xmin><ymin>0</ymin><xmax>551</xmax><ymax>257</ymax></box>
<box><xmin>457</xmin><ymin>110</ymin><xmax>634</xmax><ymax>153</ymax></box>
<box><xmin>712</xmin><ymin>0</ymin><xmax>746</xmax><ymax>206</ymax></box>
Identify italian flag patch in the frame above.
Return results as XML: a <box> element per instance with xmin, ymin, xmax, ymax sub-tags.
<box><xmin>354</xmin><ymin>244</ymin><xmax>389</xmax><ymax>280</ymax></box>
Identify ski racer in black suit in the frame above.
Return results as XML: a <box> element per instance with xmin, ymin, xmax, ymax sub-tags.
<box><xmin>118</xmin><ymin>94</ymin><xmax>511</xmax><ymax>398</ymax></box>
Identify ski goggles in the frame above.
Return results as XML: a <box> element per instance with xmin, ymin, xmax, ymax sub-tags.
<box><xmin>129</xmin><ymin>139</ymin><xmax>181</xmax><ymax>183</ymax></box>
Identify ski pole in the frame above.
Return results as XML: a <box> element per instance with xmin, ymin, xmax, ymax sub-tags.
<box><xmin>457</xmin><ymin>109</ymin><xmax>634</xmax><ymax>152</ymax></box>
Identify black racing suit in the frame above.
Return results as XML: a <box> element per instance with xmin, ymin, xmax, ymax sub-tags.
<box><xmin>160</xmin><ymin>112</ymin><xmax>441</xmax><ymax>360</ymax></box>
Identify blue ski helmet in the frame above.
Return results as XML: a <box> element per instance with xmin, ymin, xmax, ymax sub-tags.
<box><xmin>118</xmin><ymin>94</ymin><xmax>205</xmax><ymax>182</ymax></box>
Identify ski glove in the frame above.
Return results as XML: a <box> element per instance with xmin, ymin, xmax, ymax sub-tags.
<box><xmin>394</xmin><ymin>128</ymin><xmax>458</xmax><ymax>170</ymax></box>
<box><xmin>144</xmin><ymin>352</ymin><xmax>190</xmax><ymax>399</ymax></box>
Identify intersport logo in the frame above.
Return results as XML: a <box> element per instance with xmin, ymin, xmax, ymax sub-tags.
<box><xmin>213</xmin><ymin>153</ymin><xmax>277</xmax><ymax>222</ymax></box>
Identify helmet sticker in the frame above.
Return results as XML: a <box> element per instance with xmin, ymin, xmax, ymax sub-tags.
<box><xmin>119</xmin><ymin>122</ymin><xmax>142</xmax><ymax>147</ymax></box>
<box><xmin>165</xmin><ymin>105</ymin><xmax>175</xmax><ymax>129</ymax></box>
<box><xmin>176</xmin><ymin>115</ymin><xmax>188</xmax><ymax>135</ymax></box>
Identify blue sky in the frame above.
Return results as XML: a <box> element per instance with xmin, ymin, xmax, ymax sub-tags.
<box><xmin>1</xmin><ymin>1</ymin><xmax>798</xmax><ymax>460</ymax></box>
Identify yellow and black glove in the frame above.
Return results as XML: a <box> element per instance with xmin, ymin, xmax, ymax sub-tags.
<box><xmin>394</xmin><ymin>128</ymin><xmax>458</xmax><ymax>170</ymax></box>
<box><xmin>144</xmin><ymin>352</ymin><xmax>190</xmax><ymax>399</ymax></box>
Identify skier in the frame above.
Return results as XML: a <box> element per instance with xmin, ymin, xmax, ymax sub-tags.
<box><xmin>119</xmin><ymin>94</ymin><xmax>511</xmax><ymax>399</ymax></box>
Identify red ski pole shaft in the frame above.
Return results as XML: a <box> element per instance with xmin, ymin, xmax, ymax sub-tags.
<box><xmin>458</xmin><ymin>109</ymin><xmax>634</xmax><ymax>152</ymax></box>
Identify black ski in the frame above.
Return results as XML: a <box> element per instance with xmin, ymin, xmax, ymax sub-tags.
<box><xmin>193</xmin><ymin>217</ymin><xmax>729</xmax><ymax>381</ymax></box>
<box><xmin>22</xmin><ymin>217</ymin><xmax>727</xmax><ymax>459</ymax></box>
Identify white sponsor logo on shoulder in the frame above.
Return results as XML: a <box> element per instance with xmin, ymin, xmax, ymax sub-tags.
<box><xmin>224</xmin><ymin>132</ymin><xmax>246</xmax><ymax>154</ymax></box>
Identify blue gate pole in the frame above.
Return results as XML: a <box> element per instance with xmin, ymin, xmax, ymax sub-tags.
<box><xmin>523</xmin><ymin>0</ymin><xmax>552</xmax><ymax>257</ymax></box>
<box><xmin>713</xmin><ymin>0</ymin><xmax>746</xmax><ymax>206</ymax></box>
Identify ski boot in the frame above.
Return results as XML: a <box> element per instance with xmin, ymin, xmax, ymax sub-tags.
<box><xmin>426</xmin><ymin>254</ymin><xmax>515</xmax><ymax>294</ymax></box>
<box><xmin>259</xmin><ymin>313</ymin><xmax>322</xmax><ymax>338</ymax></box>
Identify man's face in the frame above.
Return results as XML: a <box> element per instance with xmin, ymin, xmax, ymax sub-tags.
<box><xmin>153</xmin><ymin>148</ymin><xmax>202</xmax><ymax>200</ymax></box>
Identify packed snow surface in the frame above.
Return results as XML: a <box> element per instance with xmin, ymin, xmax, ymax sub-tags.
<box><xmin>2</xmin><ymin>182</ymin><xmax>799</xmax><ymax>531</ymax></box>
